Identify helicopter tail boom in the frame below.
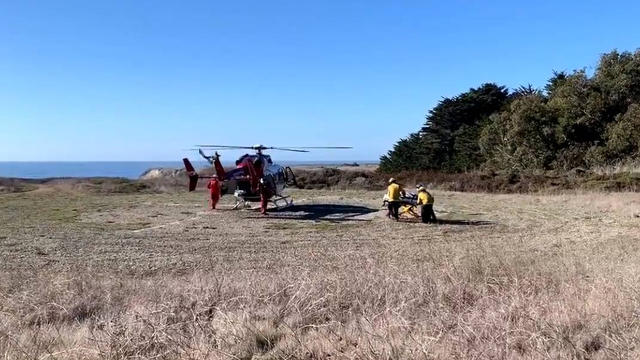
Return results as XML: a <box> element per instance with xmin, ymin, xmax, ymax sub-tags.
<box><xmin>182</xmin><ymin>158</ymin><xmax>199</xmax><ymax>191</ymax></box>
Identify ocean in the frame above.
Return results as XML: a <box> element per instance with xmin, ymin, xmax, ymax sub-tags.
<box><xmin>0</xmin><ymin>161</ymin><xmax>376</xmax><ymax>179</ymax></box>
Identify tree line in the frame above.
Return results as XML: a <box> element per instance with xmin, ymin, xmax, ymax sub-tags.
<box><xmin>379</xmin><ymin>50</ymin><xmax>640</xmax><ymax>173</ymax></box>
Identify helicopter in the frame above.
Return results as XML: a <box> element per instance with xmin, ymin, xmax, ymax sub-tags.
<box><xmin>182</xmin><ymin>144</ymin><xmax>351</xmax><ymax>210</ymax></box>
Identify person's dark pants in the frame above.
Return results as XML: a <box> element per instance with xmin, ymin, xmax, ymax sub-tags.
<box><xmin>421</xmin><ymin>204</ymin><xmax>437</xmax><ymax>223</ymax></box>
<box><xmin>388</xmin><ymin>201</ymin><xmax>400</xmax><ymax>220</ymax></box>
<box><xmin>259</xmin><ymin>183</ymin><xmax>273</xmax><ymax>215</ymax></box>
<box><xmin>260</xmin><ymin>188</ymin><xmax>272</xmax><ymax>214</ymax></box>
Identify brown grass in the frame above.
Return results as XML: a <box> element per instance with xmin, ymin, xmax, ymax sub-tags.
<box><xmin>1</xmin><ymin>185</ymin><xmax>640</xmax><ymax>359</ymax></box>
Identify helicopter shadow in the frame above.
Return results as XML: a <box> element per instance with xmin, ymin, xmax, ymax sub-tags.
<box><xmin>246</xmin><ymin>204</ymin><xmax>377</xmax><ymax>222</ymax></box>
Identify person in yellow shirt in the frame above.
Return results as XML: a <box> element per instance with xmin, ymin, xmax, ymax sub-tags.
<box><xmin>387</xmin><ymin>178</ymin><xmax>405</xmax><ymax>221</ymax></box>
<box><xmin>417</xmin><ymin>186</ymin><xmax>437</xmax><ymax>223</ymax></box>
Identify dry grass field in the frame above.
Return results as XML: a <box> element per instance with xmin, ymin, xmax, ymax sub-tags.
<box><xmin>1</xmin><ymin>184</ymin><xmax>639</xmax><ymax>359</ymax></box>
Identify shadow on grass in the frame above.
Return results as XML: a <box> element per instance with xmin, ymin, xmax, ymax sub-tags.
<box><xmin>246</xmin><ymin>204</ymin><xmax>377</xmax><ymax>222</ymax></box>
<box><xmin>435</xmin><ymin>218</ymin><xmax>493</xmax><ymax>226</ymax></box>
<box><xmin>397</xmin><ymin>217</ymin><xmax>494</xmax><ymax>226</ymax></box>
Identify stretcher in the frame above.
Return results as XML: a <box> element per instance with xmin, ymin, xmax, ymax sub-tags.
<box><xmin>382</xmin><ymin>193</ymin><xmax>420</xmax><ymax>219</ymax></box>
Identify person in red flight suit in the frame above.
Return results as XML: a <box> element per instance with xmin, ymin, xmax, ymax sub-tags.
<box><xmin>206</xmin><ymin>176</ymin><xmax>221</xmax><ymax>210</ymax></box>
<box><xmin>258</xmin><ymin>177</ymin><xmax>273</xmax><ymax>215</ymax></box>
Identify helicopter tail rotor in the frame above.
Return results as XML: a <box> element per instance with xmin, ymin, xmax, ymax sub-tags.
<box><xmin>198</xmin><ymin>148</ymin><xmax>214</xmax><ymax>164</ymax></box>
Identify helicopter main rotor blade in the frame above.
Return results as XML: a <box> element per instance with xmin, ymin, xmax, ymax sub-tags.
<box><xmin>267</xmin><ymin>148</ymin><xmax>309</xmax><ymax>152</ymax></box>
<box><xmin>195</xmin><ymin>145</ymin><xmax>256</xmax><ymax>149</ymax></box>
<box><xmin>194</xmin><ymin>144</ymin><xmax>351</xmax><ymax>152</ymax></box>
<box><xmin>196</xmin><ymin>145</ymin><xmax>310</xmax><ymax>152</ymax></box>
<box><xmin>271</xmin><ymin>146</ymin><xmax>353</xmax><ymax>149</ymax></box>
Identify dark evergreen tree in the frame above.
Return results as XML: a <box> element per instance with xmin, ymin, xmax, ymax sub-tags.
<box><xmin>379</xmin><ymin>83</ymin><xmax>509</xmax><ymax>172</ymax></box>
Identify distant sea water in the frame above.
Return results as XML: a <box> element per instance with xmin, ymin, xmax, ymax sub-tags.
<box><xmin>0</xmin><ymin>161</ymin><xmax>377</xmax><ymax>179</ymax></box>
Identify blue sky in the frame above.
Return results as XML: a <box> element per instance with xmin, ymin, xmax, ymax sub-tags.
<box><xmin>1</xmin><ymin>0</ymin><xmax>638</xmax><ymax>161</ymax></box>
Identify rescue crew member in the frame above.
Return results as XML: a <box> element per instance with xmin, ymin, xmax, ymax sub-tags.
<box><xmin>258</xmin><ymin>177</ymin><xmax>273</xmax><ymax>215</ymax></box>
<box><xmin>207</xmin><ymin>176</ymin><xmax>221</xmax><ymax>210</ymax></box>
<box><xmin>417</xmin><ymin>186</ymin><xmax>437</xmax><ymax>223</ymax></box>
<box><xmin>386</xmin><ymin>178</ymin><xmax>404</xmax><ymax>221</ymax></box>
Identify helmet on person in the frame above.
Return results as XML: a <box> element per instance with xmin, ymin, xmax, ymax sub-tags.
<box><xmin>416</xmin><ymin>183</ymin><xmax>423</xmax><ymax>189</ymax></box>
<box><xmin>388</xmin><ymin>177</ymin><xmax>396</xmax><ymax>184</ymax></box>
<box><xmin>417</xmin><ymin>186</ymin><xmax>426</xmax><ymax>192</ymax></box>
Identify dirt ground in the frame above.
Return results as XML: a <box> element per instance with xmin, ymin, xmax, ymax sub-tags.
<box><xmin>1</xmin><ymin>185</ymin><xmax>639</xmax><ymax>359</ymax></box>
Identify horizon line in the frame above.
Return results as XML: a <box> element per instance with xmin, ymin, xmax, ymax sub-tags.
<box><xmin>0</xmin><ymin>159</ymin><xmax>380</xmax><ymax>163</ymax></box>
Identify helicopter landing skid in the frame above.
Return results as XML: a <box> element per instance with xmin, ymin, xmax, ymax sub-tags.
<box><xmin>232</xmin><ymin>190</ymin><xmax>254</xmax><ymax>210</ymax></box>
<box><xmin>231</xmin><ymin>195</ymin><xmax>293</xmax><ymax>210</ymax></box>
<box><xmin>270</xmin><ymin>195</ymin><xmax>293</xmax><ymax>210</ymax></box>
<box><xmin>232</xmin><ymin>199</ymin><xmax>253</xmax><ymax>210</ymax></box>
